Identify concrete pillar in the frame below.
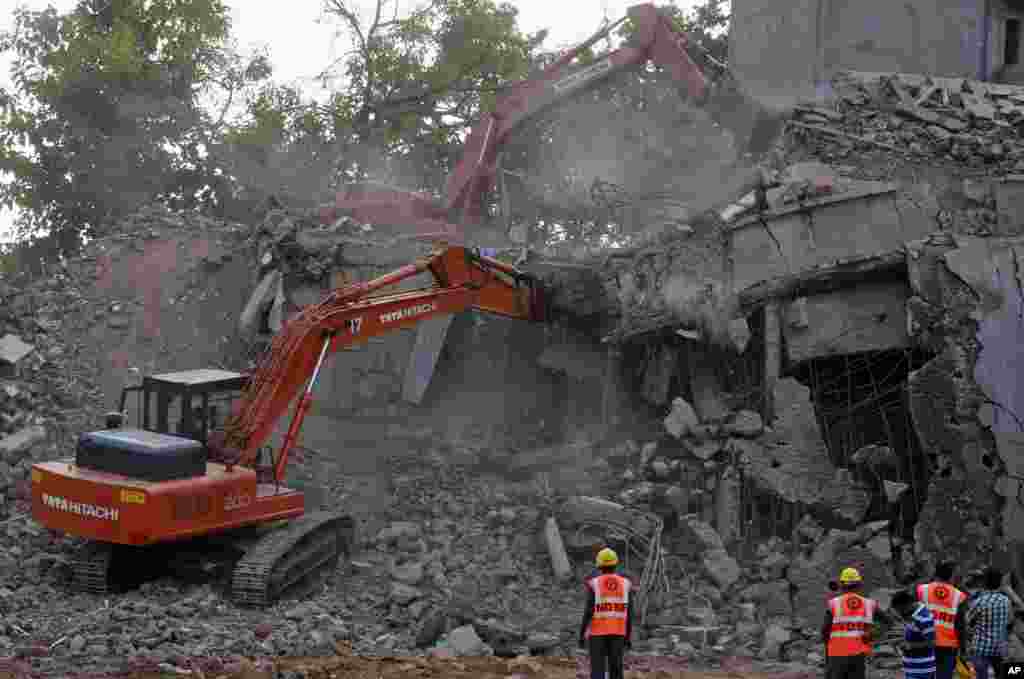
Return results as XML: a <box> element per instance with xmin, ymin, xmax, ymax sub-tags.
<box><xmin>716</xmin><ymin>467</ymin><xmax>741</xmax><ymax>546</ymax></box>
<box><xmin>602</xmin><ymin>344</ymin><xmax>624</xmax><ymax>428</ymax></box>
<box><xmin>763</xmin><ymin>302</ymin><xmax>782</xmax><ymax>422</ymax></box>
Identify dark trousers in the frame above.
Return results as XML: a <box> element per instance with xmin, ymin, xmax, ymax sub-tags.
<box><xmin>826</xmin><ymin>654</ymin><xmax>867</xmax><ymax>679</ymax></box>
<box><xmin>589</xmin><ymin>635</ymin><xmax>626</xmax><ymax>679</ymax></box>
<box><xmin>971</xmin><ymin>654</ymin><xmax>1005</xmax><ymax>679</ymax></box>
<box><xmin>935</xmin><ymin>647</ymin><xmax>958</xmax><ymax>679</ymax></box>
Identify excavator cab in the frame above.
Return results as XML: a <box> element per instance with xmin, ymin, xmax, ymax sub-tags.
<box><xmin>115</xmin><ymin>369</ymin><xmax>249</xmax><ymax>444</ymax></box>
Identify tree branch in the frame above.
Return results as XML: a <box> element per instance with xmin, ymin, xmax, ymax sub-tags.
<box><xmin>214</xmin><ymin>84</ymin><xmax>235</xmax><ymax>130</ymax></box>
<box><xmin>324</xmin><ymin>0</ymin><xmax>367</xmax><ymax>54</ymax></box>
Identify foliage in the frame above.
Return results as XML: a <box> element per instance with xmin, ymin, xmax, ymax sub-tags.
<box><xmin>214</xmin><ymin>0</ymin><xmax>739</xmax><ymax>249</ymax></box>
<box><xmin>0</xmin><ymin>0</ymin><xmax>742</xmax><ymax>263</ymax></box>
<box><xmin>623</xmin><ymin>0</ymin><xmax>731</xmax><ymax>68</ymax></box>
<box><xmin>214</xmin><ymin>0</ymin><xmax>546</xmax><ymax>213</ymax></box>
<box><xmin>0</xmin><ymin>0</ymin><xmax>270</xmax><ymax>254</ymax></box>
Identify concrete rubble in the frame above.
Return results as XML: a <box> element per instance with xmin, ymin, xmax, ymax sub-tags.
<box><xmin>0</xmin><ymin>334</ymin><xmax>34</xmax><ymax>379</ymax></box>
<box><xmin>0</xmin><ymin>205</ymin><xmax>855</xmax><ymax>678</ymax></box>
<box><xmin>2</xmin><ymin>56</ymin><xmax>1024</xmax><ymax>679</ymax></box>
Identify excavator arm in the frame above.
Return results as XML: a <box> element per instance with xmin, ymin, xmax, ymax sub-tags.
<box><xmin>321</xmin><ymin>2</ymin><xmax>779</xmax><ymax>239</ymax></box>
<box><xmin>443</xmin><ymin>2</ymin><xmax>708</xmax><ymax>225</ymax></box>
<box><xmin>208</xmin><ymin>246</ymin><xmax>548</xmax><ymax>482</ymax></box>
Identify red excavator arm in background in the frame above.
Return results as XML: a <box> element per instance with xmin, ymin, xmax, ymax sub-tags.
<box><xmin>319</xmin><ymin>3</ymin><xmax>716</xmax><ymax>240</ymax></box>
<box><xmin>208</xmin><ymin>246</ymin><xmax>548</xmax><ymax>482</ymax></box>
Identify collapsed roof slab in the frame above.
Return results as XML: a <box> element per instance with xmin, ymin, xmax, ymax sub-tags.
<box><xmin>726</xmin><ymin>181</ymin><xmax>935</xmax><ymax>295</ymax></box>
<box><xmin>781</xmin><ymin>279</ymin><xmax>912</xmax><ymax>365</ymax></box>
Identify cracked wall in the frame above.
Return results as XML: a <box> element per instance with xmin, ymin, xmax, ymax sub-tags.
<box><xmin>937</xmin><ymin>237</ymin><xmax>1024</xmax><ymax>559</ymax></box>
<box><xmin>906</xmin><ymin>235</ymin><xmax>1012</xmax><ymax>575</ymax></box>
<box><xmin>726</xmin><ymin>182</ymin><xmax>937</xmax><ymax>294</ymax></box>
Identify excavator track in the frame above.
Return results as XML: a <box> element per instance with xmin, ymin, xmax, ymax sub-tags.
<box><xmin>71</xmin><ymin>542</ymin><xmax>114</xmax><ymax>595</ymax></box>
<box><xmin>231</xmin><ymin>511</ymin><xmax>354</xmax><ymax>607</ymax></box>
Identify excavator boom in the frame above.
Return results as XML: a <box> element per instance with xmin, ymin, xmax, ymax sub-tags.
<box><xmin>321</xmin><ymin>2</ymin><xmax>780</xmax><ymax>240</ymax></box>
<box><xmin>209</xmin><ymin>245</ymin><xmax>548</xmax><ymax>477</ymax></box>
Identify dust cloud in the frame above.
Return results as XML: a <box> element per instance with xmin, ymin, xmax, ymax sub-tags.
<box><xmin>504</xmin><ymin>68</ymin><xmax>785</xmax><ymax>243</ymax></box>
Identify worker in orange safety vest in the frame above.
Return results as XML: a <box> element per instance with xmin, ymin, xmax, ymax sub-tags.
<box><xmin>916</xmin><ymin>561</ymin><xmax>969</xmax><ymax>679</ymax></box>
<box><xmin>822</xmin><ymin>567</ymin><xmax>878</xmax><ymax>679</ymax></box>
<box><xmin>579</xmin><ymin>547</ymin><xmax>632</xmax><ymax>679</ymax></box>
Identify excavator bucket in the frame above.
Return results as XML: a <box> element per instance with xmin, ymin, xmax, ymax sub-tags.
<box><xmin>701</xmin><ymin>76</ymin><xmax>787</xmax><ymax>156</ymax></box>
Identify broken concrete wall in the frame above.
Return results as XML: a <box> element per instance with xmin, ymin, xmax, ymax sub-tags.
<box><xmin>731</xmin><ymin>0</ymin><xmax>988</xmax><ymax>97</ymax></box>
<box><xmin>82</xmin><ymin>214</ymin><xmax>255</xmax><ymax>415</ymax></box>
<box><xmin>944</xmin><ymin>237</ymin><xmax>1024</xmax><ymax>437</ymax></box>
<box><xmin>939</xmin><ymin>237</ymin><xmax>1024</xmax><ymax>561</ymax></box>
<box><xmin>781</xmin><ymin>281</ymin><xmax>911</xmax><ymax>364</ymax></box>
<box><xmin>726</xmin><ymin>182</ymin><xmax>935</xmax><ymax>294</ymax></box>
<box><xmin>656</xmin><ymin>366</ymin><xmax>851</xmax><ymax>531</ymax></box>
<box><xmin>906</xmin><ymin>234</ymin><xmax>1006</xmax><ymax>574</ymax></box>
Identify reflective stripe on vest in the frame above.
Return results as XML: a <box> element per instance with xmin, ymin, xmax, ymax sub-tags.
<box><xmin>917</xmin><ymin>582</ymin><xmax>964</xmax><ymax>647</ymax></box>
<box><xmin>589</xmin><ymin>574</ymin><xmax>630</xmax><ymax>637</ymax></box>
<box><xmin>827</xmin><ymin>593</ymin><xmax>875</xmax><ymax>656</ymax></box>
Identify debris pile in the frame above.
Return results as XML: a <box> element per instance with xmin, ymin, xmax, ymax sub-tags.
<box><xmin>0</xmin><ymin>205</ymin><xmax>252</xmax><ymax>504</ymax></box>
<box><xmin>788</xmin><ymin>72</ymin><xmax>1024</xmax><ymax>171</ymax></box>
<box><xmin>4</xmin><ymin>61</ymin><xmax>1024</xmax><ymax>677</ymax></box>
<box><xmin>240</xmin><ymin>207</ymin><xmax>539</xmax><ymax>339</ymax></box>
<box><xmin>0</xmin><ymin>420</ymin><xmax>852</xmax><ymax>677</ymax></box>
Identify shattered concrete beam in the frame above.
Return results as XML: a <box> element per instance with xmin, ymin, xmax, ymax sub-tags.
<box><xmin>595</xmin><ymin>250</ymin><xmax>908</xmax><ymax>344</ymax></box>
<box><xmin>601</xmin><ymin>313</ymin><xmax>706</xmax><ymax>344</ymax></box>
<box><xmin>736</xmin><ymin>249</ymin><xmax>907</xmax><ymax>314</ymax></box>
<box><xmin>520</xmin><ymin>260</ymin><xmax>612</xmax><ymax>320</ymax></box>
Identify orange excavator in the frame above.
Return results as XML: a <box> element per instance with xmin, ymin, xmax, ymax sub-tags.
<box><xmin>29</xmin><ymin>3</ymin><xmax>776</xmax><ymax>606</ymax></box>
<box><xmin>30</xmin><ymin>245</ymin><xmax>549</xmax><ymax>605</ymax></box>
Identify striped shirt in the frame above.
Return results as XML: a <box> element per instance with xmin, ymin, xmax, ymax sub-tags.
<box><xmin>904</xmin><ymin>603</ymin><xmax>936</xmax><ymax>679</ymax></box>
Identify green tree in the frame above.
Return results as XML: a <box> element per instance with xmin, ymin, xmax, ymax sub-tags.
<box><xmin>215</xmin><ymin>0</ymin><xmax>546</xmax><ymax>215</ymax></box>
<box><xmin>0</xmin><ymin>0</ymin><xmax>265</xmax><ymax>258</ymax></box>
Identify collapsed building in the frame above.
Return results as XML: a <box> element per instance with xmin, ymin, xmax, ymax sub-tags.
<box><xmin>237</xmin><ymin>68</ymin><xmax>1024</xmax><ymax>631</ymax></box>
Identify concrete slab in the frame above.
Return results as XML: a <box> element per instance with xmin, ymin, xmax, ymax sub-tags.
<box><xmin>686</xmin><ymin>342</ymin><xmax>729</xmax><ymax>422</ymax></box>
<box><xmin>238</xmin><ymin>270</ymin><xmax>279</xmax><ymax>336</ymax></box>
<box><xmin>727</xmin><ymin>182</ymin><xmax>932</xmax><ymax>294</ymax></box>
<box><xmin>781</xmin><ymin>280</ymin><xmax>911</xmax><ymax>364</ymax></box>
<box><xmin>403</xmin><ymin>313</ymin><xmax>454</xmax><ymax>404</ymax></box>
<box><xmin>762</xmin><ymin>378</ymin><xmax>836</xmax><ymax>503</ymax></box>
<box><xmin>0</xmin><ymin>334</ymin><xmax>34</xmax><ymax>366</ymax></box>
<box><xmin>943</xmin><ymin>237</ymin><xmax>1013</xmax><ymax>313</ymax></box>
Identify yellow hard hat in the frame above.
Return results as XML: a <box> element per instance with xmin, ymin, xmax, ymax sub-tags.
<box><xmin>596</xmin><ymin>547</ymin><xmax>619</xmax><ymax>567</ymax></box>
<box><xmin>838</xmin><ymin>567</ymin><xmax>862</xmax><ymax>584</ymax></box>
